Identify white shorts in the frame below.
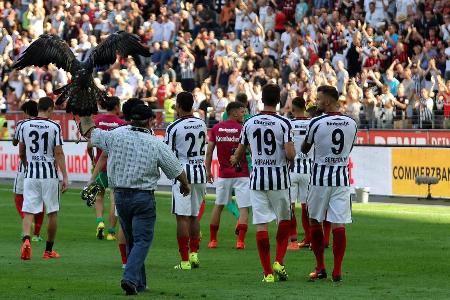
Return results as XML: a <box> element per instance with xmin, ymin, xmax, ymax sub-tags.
<box><xmin>13</xmin><ymin>172</ymin><xmax>25</xmax><ymax>194</ymax></box>
<box><xmin>307</xmin><ymin>185</ymin><xmax>352</xmax><ymax>224</ymax></box>
<box><xmin>290</xmin><ymin>173</ymin><xmax>310</xmax><ymax>204</ymax></box>
<box><xmin>22</xmin><ymin>178</ymin><xmax>60</xmax><ymax>214</ymax></box>
<box><xmin>172</xmin><ymin>182</ymin><xmax>206</xmax><ymax>216</ymax></box>
<box><xmin>215</xmin><ymin>177</ymin><xmax>251</xmax><ymax>208</ymax></box>
<box><xmin>251</xmin><ymin>189</ymin><xmax>291</xmax><ymax>224</ymax></box>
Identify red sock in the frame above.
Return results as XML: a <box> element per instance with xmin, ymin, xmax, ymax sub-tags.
<box><xmin>332</xmin><ymin>227</ymin><xmax>346</xmax><ymax>277</ymax></box>
<box><xmin>323</xmin><ymin>220</ymin><xmax>332</xmax><ymax>246</ymax></box>
<box><xmin>119</xmin><ymin>243</ymin><xmax>127</xmax><ymax>264</ymax></box>
<box><xmin>301</xmin><ymin>204</ymin><xmax>310</xmax><ymax>243</ymax></box>
<box><xmin>33</xmin><ymin>212</ymin><xmax>44</xmax><ymax>236</ymax></box>
<box><xmin>197</xmin><ymin>200</ymin><xmax>206</xmax><ymax>221</ymax></box>
<box><xmin>190</xmin><ymin>237</ymin><xmax>200</xmax><ymax>253</ymax></box>
<box><xmin>310</xmin><ymin>223</ymin><xmax>325</xmax><ymax>270</ymax></box>
<box><xmin>289</xmin><ymin>209</ymin><xmax>298</xmax><ymax>241</ymax></box>
<box><xmin>256</xmin><ymin>231</ymin><xmax>272</xmax><ymax>276</ymax></box>
<box><xmin>15</xmin><ymin>194</ymin><xmax>24</xmax><ymax>219</ymax></box>
<box><xmin>236</xmin><ymin>224</ymin><xmax>248</xmax><ymax>242</ymax></box>
<box><xmin>275</xmin><ymin>220</ymin><xmax>290</xmax><ymax>264</ymax></box>
<box><xmin>210</xmin><ymin>224</ymin><xmax>219</xmax><ymax>241</ymax></box>
<box><xmin>177</xmin><ymin>236</ymin><xmax>190</xmax><ymax>261</ymax></box>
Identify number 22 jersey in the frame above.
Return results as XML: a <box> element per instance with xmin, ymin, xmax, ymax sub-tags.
<box><xmin>240</xmin><ymin>112</ymin><xmax>293</xmax><ymax>191</ymax></box>
<box><xmin>19</xmin><ymin>118</ymin><xmax>63</xmax><ymax>179</ymax></box>
<box><xmin>164</xmin><ymin>116</ymin><xmax>207</xmax><ymax>184</ymax></box>
<box><xmin>305</xmin><ymin>112</ymin><xmax>357</xmax><ymax>187</ymax></box>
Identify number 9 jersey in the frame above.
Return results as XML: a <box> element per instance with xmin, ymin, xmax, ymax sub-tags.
<box><xmin>305</xmin><ymin>112</ymin><xmax>357</xmax><ymax>187</ymax></box>
<box><xmin>164</xmin><ymin>116</ymin><xmax>207</xmax><ymax>184</ymax></box>
<box><xmin>19</xmin><ymin>118</ymin><xmax>63</xmax><ymax>179</ymax></box>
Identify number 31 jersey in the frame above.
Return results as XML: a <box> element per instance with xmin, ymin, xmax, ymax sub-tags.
<box><xmin>240</xmin><ymin>112</ymin><xmax>293</xmax><ymax>191</ymax></box>
<box><xmin>19</xmin><ymin>118</ymin><xmax>63</xmax><ymax>179</ymax></box>
<box><xmin>305</xmin><ymin>113</ymin><xmax>357</xmax><ymax>187</ymax></box>
<box><xmin>164</xmin><ymin>116</ymin><xmax>207</xmax><ymax>184</ymax></box>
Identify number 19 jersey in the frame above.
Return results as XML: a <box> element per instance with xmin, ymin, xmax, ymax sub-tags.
<box><xmin>19</xmin><ymin>118</ymin><xmax>63</xmax><ymax>179</ymax></box>
<box><xmin>305</xmin><ymin>113</ymin><xmax>357</xmax><ymax>186</ymax></box>
<box><xmin>164</xmin><ymin>116</ymin><xmax>207</xmax><ymax>184</ymax></box>
<box><xmin>240</xmin><ymin>112</ymin><xmax>293</xmax><ymax>191</ymax></box>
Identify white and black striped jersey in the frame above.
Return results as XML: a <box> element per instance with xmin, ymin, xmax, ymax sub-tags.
<box><xmin>14</xmin><ymin>119</ymin><xmax>29</xmax><ymax>173</ymax></box>
<box><xmin>240</xmin><ymin>112</ymin><xmax>293</xmax><ymax>190</ymax></box>
<box><xmin>305</xmin><ymin>113</ymin><xmax>357</xmax><ymax>187</ymax></box>
<box><xmin>290</xmin><ymin>117</ymin><xmax>313</xmax><ymax>174</ymax></box>
<box><xmin>164</xmin><ymin>116</ymin><xmax>207</xmax><ymax>184</ymax></box>
<box><xmin>19</xmin><ymin>118</ymin><xmax>63</xmax><ymax>179</ymax></box>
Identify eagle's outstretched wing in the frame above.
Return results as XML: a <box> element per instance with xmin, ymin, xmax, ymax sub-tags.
<box><xmin>13</xmin><ymin>34</ymin><xmax>78</xmax><ymax>72</ymax></box>
<box><xmin>88</xmin><ymin>31</ymin><xmax>150</xmax><ymax>68</ymax></box>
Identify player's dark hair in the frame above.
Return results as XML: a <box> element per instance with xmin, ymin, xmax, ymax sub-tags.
<box><xmin>103</xmin><ymin>96</ymin><xmax>121</xmax><ymax>112</ymax></box>
<box><xmin>38</xmin><ymin>97</ymin><xmax>54</xmax><ymax>111</ymax></box>
<box><xmin>21</xmin><ymin>100</ymin><xmax>38</xmax><ymax>117</ymax></box>
<box><xmin>226</xmin><ymin>101</ymin><xmax>244</xmax><ymax>114</ymax></box>
<box><xmin>176</xmin><ymin>91</ymin><xmax>194</xmax><ymax>112</ymax></box>
<box><xmin>317</xmin><ymin>85</ymin><xmax>339</xmax><ymax>102</ymax></box>
<box><xmin>292</xmin><ymin>97</ymin><xmax>306</xmax><ymax>111</ymax></box>
<box><xmin>235</xmin><ymin>93</ymin><xmax>248</xmax><ymax>105</ymax></box>
<box><xmin>122</xmin><ymin>98</ymin><xmax>144</xmax><ymax>121</ymax></box>
<box><xmin>262</xmin><ymin>83</ymin><xmax>281</xmax><ymax>106</ymax></box>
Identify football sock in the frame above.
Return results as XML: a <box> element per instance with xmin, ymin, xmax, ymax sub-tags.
<box><xmin>119</xmin><ymin>243</ymin><xmax>127</xmax><ymax>264</ymax></box>
<box><xmin>45</xmin><ymin>241</ymin><xmax>54</xmax><ymax>252</ymax></box>
<box><xmin>197</xmin><ymin>200</ymin><xmax>206</xmax><ymax>221</ymax></box>
<box><xmin>108</xmin><ymin>228</ymin><xmax>116</xmax><ymax>234</ymax></box>
<box><xmin>310</xmin><ymin>223</ymin><xmax>325</xmax><ymax>270</ymax></box>
<box><xmin>15</xmin><ymin>194</ymin><xmax>24</xmax><ymax>219</ymax></box>
<box><xmin>22</xmin><ymin>235</ymin><xmax>31</xmax><ymax>242</ymax></box>
<box><xmin>33</xmin><ymin>212</ymin><xmax>44</xmax><ymax>236</ymax></box>
<box><xmin>177</xmin><ymin>236</ymin><xmax>189</xmax><ymax>261</ymax></box>
<box><xmin>301</xmin><ymin>204</ymin><xmax>311</xmax><ymax>243</ymax></box>
<box><xmin>323</xmin><ymin>221</ymin><xmax>332</xmax><ymax>246</ymax></box>
<box><xmin>96</xmin><ymin>217</ymin><xmax>104</xmax><ymax>225</ymax></box>
<box><xmin>332</xmin><ymin>227</ymin><xmax>346</xmax><ymax>277</ymax></box>
<box><xmin>236</xmin><ymin>224</ymin><xmax>248</xmax><ymax>242</ymax></box>
<box><xmin>209</xmin><ymin>224</ymin><xmax>219</xmax><ymax>241</ymax></box>
<box><xmin>256</xmin><ymin>231</ymin><xmax>272</xmax><ymax>276</ymax></box>
<box><xmin>190</xmin><ymin>237</ymin><xmax>200</xmax><ymax>253</ymax></box>
<box><xmin>289</xmin><ymin>210</ymin><xmax>298</xmax><ymax>242</ymax></box>
<box><xmin>275</xmin><ymin>220</ymin><xmax>290</xmax><ymax>264</ymax></box>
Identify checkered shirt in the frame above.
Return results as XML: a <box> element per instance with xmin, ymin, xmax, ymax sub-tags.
<box><xmin>91</xmin><ymin>125</ymin><xmax>183</xmax><ymax>190</ymax></box>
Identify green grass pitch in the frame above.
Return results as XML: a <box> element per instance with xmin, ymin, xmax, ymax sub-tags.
<box><xmin>1</xmin><ymin>186</ymin><xmax>450</xmax><ymax>299</ymax></box>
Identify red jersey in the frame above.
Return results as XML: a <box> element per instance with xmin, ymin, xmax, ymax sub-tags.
<box><xmin>93</xmin><ymin>114</ymin><xmax>127</xmax><ymax>171</ymax></box>
<box><xmin>209</xmin><ymin>120</ymin><xmax>250</xmax><ymax>178</ymax></box>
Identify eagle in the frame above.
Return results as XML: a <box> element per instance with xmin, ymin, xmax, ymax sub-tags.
<box><xmin>13</xmin><ymin>31</ymin><xmax>150</xmax><ymax>116</ymax></box>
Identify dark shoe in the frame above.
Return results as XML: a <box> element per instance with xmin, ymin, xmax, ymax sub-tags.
<box><xmin>309</xmin><ymin>269</ymin><xmax>327</xmax><ymax>281</ymax></box>
<box><xmin>332</xmin><ymin>275</ymin><xmax>342</xmax><ymax>283</ymax></box>
<box><xmin>121</xmin><ymin>280</ymin><xmax>138</xmax><ymax>296</ymax></box>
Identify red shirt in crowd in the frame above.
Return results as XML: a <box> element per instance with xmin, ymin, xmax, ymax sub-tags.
<box><xmin>209</xmin><ymin>119</ymin><xmax>249</xmax><ymax>178</ymax></box>
<box><xmin>157</xmin><ymin>84</ymin><xmax>167</xmax><ymax>108</ymax></box>
<box><xmin>93</xmin><ymin>114</ymin><xmax>127</xmax><ymax>171</ymax></box>
<box><xmin>364</xmin><ymin>57</ymin><xmax>379</xmax><ymax>68</ymax></box>
<box><xmin>274</xmin><ymin>11</ymin><xmax>287</xmax><ymax>31</ymax></box>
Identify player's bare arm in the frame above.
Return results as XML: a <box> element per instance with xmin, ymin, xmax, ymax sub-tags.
<box><xmin>87</xmin><ymin>140</ymin><xmax>95</xmax><ymax>164</ymax></box>
<box><xmin>12</xmin><ymin>137</ymin><xmax>19</xmax><ymax>146</ymax></box>
<box><xmin>284</xmin><ymin>141</ymin><xmax>296</xmax><ymax>161</ymax></box>
<box><xmin>175</xmin><ymin>171</ymin><xmax>190</xmax><ymax>197</ymax></box>
<box><xmin>54</xmin><ymin>145</ymin><xmax>69</xmax><ymax>193</ymax></box>
<box><xmin>301</xmin><ymin>140</ymin><xmax>312</xmax><ymax>155</ymax></box>
<box><xmin>230</xmin><ymin>144</ymin><xmax>247</xmax><ymax>166</ymax></box>
<box><xmin>205</xmin><ymin>140</ymin><xmax>216</xmax><ymax>183</ymax></box>
<box><xmin>19</xmin><ymin>142</ymin><xmax>27</xmax><ymax>167</ymax></box>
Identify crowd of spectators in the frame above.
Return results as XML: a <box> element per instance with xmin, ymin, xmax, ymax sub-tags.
<box><xmin>1</xmin><ymin>0</ymin><xmax>450</xmax><ymax>129</ymax></box>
